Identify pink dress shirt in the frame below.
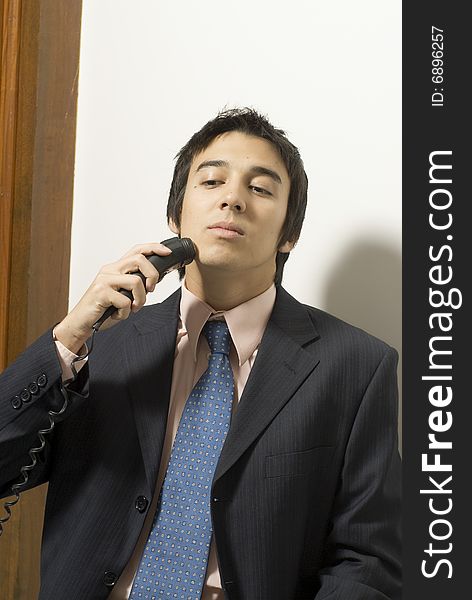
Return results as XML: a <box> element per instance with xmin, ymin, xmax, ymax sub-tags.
<box><xmin>54</xmin><ymin>279</ymin><xmax>276</xmax><ymax>599</ymax></box>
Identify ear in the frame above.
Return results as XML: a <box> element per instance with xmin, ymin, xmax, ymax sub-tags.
<box><xmin>168</xmin><ymin>218</ymin><xmax>179</xmax><ymax>235</ymax></box>
<box><xmin>278</xmin><ymin>240</ymin><xmax>295</xmax><ymax>253</ymax></box>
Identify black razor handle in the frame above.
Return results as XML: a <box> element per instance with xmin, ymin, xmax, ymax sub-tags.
<box><xmin>93</xmin><ymin>237</ymin><xmax>196</xmax><ymax>330</ymax></box>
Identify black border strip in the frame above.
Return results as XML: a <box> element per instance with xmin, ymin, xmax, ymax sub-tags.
<box><xmin>403</xmin><ymin>3</ymin><xmax>468</xmax><ymax>597</ymax></box>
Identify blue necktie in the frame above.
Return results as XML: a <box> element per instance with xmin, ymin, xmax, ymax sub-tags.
<box><xmin>130</xmin><ymin>320</ymin><xmax>234</xmax><ymax>599</ymax></box>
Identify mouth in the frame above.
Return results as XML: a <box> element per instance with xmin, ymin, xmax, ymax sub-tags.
<box><xmin>208</xmin><ymin>221</ymin><xmax>245</xmax><ymax>238</ymax></box>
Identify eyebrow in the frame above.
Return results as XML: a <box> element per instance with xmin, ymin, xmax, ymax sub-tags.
<box><xmin>195</xmin><ymin>159</ymin><xmax>283</xmax><ymax>185</ymax></box>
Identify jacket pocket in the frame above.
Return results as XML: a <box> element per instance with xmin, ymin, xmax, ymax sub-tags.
<box><xmin>264</xmin><ymin>445</ymin><xmax>334</xmax><ymax>479</ymax></box>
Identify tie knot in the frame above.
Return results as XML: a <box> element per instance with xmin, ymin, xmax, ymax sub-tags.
<box><xmin>203</xmin><ymin>320</ymin><xmax>231</xmax><ymax>356</ymax></box>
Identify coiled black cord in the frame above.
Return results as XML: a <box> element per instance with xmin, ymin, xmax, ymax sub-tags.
<box><xmin>0</xmin><ymin>327</ymin><xmax>98</xmax><ymax>536</ymax></box>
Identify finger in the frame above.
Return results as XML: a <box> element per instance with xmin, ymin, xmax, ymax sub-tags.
<box><xmin>96</xmin><ymin>273</ymin><xmax>147</xmax><ymax>309</ymax></box>
<box><xmin>122</xmin><ymin>242</ymin><xmax>173</xmax><ymax>259</ymax></box>
<box><xmin>108</xmin><ymin>290</ymin><xmax>132</xmax><ymax>320</ymax></box>
<box><xmin>114</xmin><ymin>254</ymin><xmax>161</xmax><ymax>292</ymax></box>
<box><xmin>117</xmin><ymin>273</ymin><xmax>147</xmax><ymax>309</ymax></box>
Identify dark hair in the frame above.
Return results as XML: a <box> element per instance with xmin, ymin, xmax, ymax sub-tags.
<box><xmin>166</xmin><ymin>107</ymin><xmax>308</xmax><ymax>285</ymax></box>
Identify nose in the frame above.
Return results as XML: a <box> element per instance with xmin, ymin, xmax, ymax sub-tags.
<box><xmin>218</xmin><ymin>183</ymin><xmax>246</xmax><ymax>213</ymax></box>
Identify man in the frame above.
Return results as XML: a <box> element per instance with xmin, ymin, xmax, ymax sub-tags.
<box><xmin>0</xmin><ymin>108</ymin><xmax>401</xmax><ymax>599</ymax></box>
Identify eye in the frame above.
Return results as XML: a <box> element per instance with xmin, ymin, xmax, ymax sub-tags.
<box><xmin>250</xmin><ymin>185</ymin><xmax>272</xmax><ymax>196</ymax></box>
<box><xmin>202</xmin><ymin>180</ymin><xmax>223</xmax><ymax>187</ymax></box>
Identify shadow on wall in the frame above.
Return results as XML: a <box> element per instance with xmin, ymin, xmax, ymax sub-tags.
<box><xmin>321</xmin><ymin>239</ymin><xmax>402</xmax><ymax>448</ymax></box>
<box><xmin>322</xmin><ymin>240</ymin><xmax>401</xmax><ymax>351</ymax></box>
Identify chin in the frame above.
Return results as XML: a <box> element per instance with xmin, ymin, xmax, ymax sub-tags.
<box><xmin>196</xmin><ymin>254</ymin><xmax>243</xmax><ymax>273</ymax></box>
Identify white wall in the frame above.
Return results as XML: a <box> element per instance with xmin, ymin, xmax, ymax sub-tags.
<box><xmin>71</xmin><ymin>0</ymin><xmax>401</xmax><ymax>362</ymax></box>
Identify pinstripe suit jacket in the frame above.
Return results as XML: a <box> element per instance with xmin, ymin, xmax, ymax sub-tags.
<box><xmin>0</xmin><ymin>285</ymin><xmax>401</xmax><ymax>599</ymax></box>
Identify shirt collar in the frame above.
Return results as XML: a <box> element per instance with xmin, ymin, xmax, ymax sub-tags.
<box><xmin>180</xmin><ymin>278</ymin><xmax>276</xmax><ymax>366</ymax></box>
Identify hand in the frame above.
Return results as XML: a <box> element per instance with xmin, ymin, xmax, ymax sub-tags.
<box><xmin>54</xmin><ymin>242</ymin><xmax>172</xmax><ymax>353</ymax></box>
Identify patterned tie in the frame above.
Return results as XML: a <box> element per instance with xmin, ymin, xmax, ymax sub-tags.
<box><xmin>130</xmin><ymin>320</ymin><xmax>234</xmax><ymax>599</ymax></box>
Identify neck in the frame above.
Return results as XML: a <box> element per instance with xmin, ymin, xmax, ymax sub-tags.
<box><xmin>184</xmin><ymin>264</ymin><xmax>275</xmax><ymax>311</ymax></box>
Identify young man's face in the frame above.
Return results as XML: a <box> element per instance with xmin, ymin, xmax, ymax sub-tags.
<box><xmin>170</xmin><ymin>131</ymin><xmax>294</xmax><ymax>284</ymax></box>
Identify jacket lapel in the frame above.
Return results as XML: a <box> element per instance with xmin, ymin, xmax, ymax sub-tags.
<box><xmin>123</xmin><ymin>287</ymin><xmax>181</xmax><ymax>494</ymax></box>
<box><xmin>213</xmin><ymin>286</ymin><xmax>321</xmax><ymax>484</ymax></box>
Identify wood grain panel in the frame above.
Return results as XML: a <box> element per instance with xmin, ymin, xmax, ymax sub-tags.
<box><xmin>0</xmin><ymin>0</ymin><xmax>22</xmax><ymax>370</ymax></box>
<box><xmin>0</xmin><ymin>1</ymin><xmax>82</xmax><ymax>598</ymax></box>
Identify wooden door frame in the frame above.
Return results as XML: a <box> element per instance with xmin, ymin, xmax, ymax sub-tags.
<box><xmin>0</xmin><ymin>1</ymin><xmax>82</xmax><ymax>596</ymax></box>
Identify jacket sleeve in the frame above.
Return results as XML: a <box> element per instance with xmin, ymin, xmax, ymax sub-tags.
<box><xmin>0</xmin><ymin>328</ymin><xmax>89</xmax><ymax>499</ymax></box>
<box><xmin>314</xmin><ymin>347</ymin><xmax>402</xmax><ymax>600</ymax></box>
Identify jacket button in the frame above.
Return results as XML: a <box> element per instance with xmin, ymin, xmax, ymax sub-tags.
<box><xmin>103</xmin><ymin>571</ymin><xmax>117</xmax><ymax>588</ymax></box>
<box><xmin>135</xmin><ymin>495</ymin><xmax>149</xmax><ymax>513</ymax></box>
<box><xmin>20</xmin><ymin>388</ymin><xmax>31</xmax><ymax>403</ymax></box>
<box><xmin>28</xmin><ymin>382</ymin><xmax>40</xmax><ymax>395</ymax></box>
<box><xmin>212</xmin><ymin>496</ymin><xmax>222</xmax><ymax>502</ymax></box>
<box><xmin>37</xmin><ymin>373</ymin><xmax>47</xmax><ymax>388</ymax></box>
<box><xmin>11</xmin><ymin>396</ymin><xmax>22</xmax><ymax>410</ymax></box>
